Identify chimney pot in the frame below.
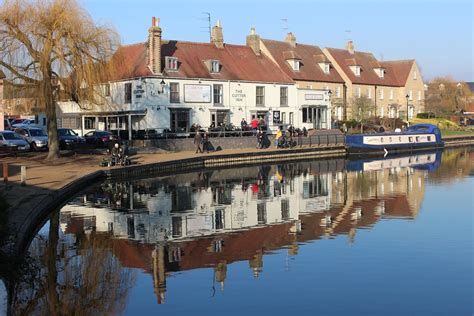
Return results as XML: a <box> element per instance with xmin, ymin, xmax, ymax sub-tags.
<box><xmin>211</xmin><ymin>19</ymin><xmax>224</xmax><ymax>49</ymax></box>
<box><xmin>346</xmin><ymin>40</ymin><xmax>354</xmax><ymax>54</ymax></box>
<box><xmin>285</xmin><ymin>32</ymin><xmax>296</xmax><ymax>48</ymax></box>
<box><xmin>246</xmin><ymin>27</ymin><xmax>260</xmax><ymax>55</ymax></box>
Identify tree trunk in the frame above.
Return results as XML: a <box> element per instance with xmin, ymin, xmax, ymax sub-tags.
<box><xmin>43</xmin><ymin>71</ymin><xmax>60</xmax><ymax>160</ymax></box>
<box><xmin>45</xmin><ymin>98</ymin><xmax>60</xmax><ymax>160</ymax></box>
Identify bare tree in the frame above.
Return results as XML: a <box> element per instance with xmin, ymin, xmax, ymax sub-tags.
<box><xmin>351</xmin><ymin>96</ymin><xmax>374</xmax><ymax>133</ymax></box>
<box><xmin>0</xmin><ymin>0</ymin><xmax>119</xmax><ymax>159</ymax></box>
<box><xmin>425</xmin><ymin>77</ymin><xmax>473</xmax><ymax>117</ymax></box>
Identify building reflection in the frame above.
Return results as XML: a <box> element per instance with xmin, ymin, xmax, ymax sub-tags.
<box><xmin>58</xmin><ymin>152</ymin><xmax>442</xmax><ymax>304</ymax></box>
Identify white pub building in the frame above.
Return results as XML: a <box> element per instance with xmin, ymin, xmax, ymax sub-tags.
<box><xmin>57</xmin><ymin>18</ymin><xmax>332</xmax><ymax>139</ymax></box>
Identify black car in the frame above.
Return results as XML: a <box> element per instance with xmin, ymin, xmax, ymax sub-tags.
<box><xmin>83</xmin><ymin>130</ymin><xmax>120</xmax><ymax>147</ymax></box>
<box><xmin>58</xmin><ymin>128</ymin><xmax>84</xmax><ymax>149</ymax></box>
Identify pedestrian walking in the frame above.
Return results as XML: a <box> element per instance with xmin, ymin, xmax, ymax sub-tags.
<box><xmin>194</xmin><ymin>128</ymin><xmax>203</xmax><ymax>153</ymax></box>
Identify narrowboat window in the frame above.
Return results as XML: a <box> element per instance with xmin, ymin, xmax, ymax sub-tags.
<box><xmin>380</xmin><ymin>137</ymin><xmax>384</xmax><ymax>143</ymax></box>
<box><xmin>409</xmin><ymin>137</ymin><xmax>413</xmax><ymax>142</ymax></box>
<box><xmin>427</xmin><ymin>136</ymin><xmax>432</xmax><ymax>141</ymax></box>
<box><xmin>416</xmin><ymin>136</ymin><xmax>420</xmax><ymax>142</ymax></box>
<box><xmin>399</xmin><ymin>137</ymin><xmax>402</xmax><ymax>141</ymax></box>
<box><xmin>389</xmin><ymin>137</ymin><xmax>392</xmax><ymax>142</ymax></box>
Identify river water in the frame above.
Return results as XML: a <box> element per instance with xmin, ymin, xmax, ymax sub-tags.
<box><xmin>7</xmin><ymin>148</ymin><xmax>474</xmax><ymax>315</ymax></box>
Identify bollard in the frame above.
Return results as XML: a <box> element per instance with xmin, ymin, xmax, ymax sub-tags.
<box><xmin>3</xmin><ymin>161</ymin><xmax>8</xmax><ymax>183</ymax></box>
<box><xmin>21</xmin><ymin>165</ymin><xmax>27</xmax><ymax>186</ymax></box>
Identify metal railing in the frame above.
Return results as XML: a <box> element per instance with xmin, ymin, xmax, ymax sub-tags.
<box><xmin>130</xmin><ymin>127</ymin><xmax>345</xmax><ymax>147</ymax></box>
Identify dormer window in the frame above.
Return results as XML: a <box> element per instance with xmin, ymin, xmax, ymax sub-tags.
<box><xmin>165</xmin><ymin>56</ymin><xmax>178</xmax><ymax>71</ymax></box>
<box><xmin>374</xmin><ymin>68</ymin><xmax>385</xmax><ymax>78</ymax></box>
<box><xmin>211</xmin><ymin>60</ymin><xmax>220</xmax><ymax>73</ymax></box>
<box><xmin>354</xmin><ymin>66</ymin><xmax>361</xmax><ymax>76</ymax></box>
<box><xmin>288</xmin><ymin>59</ymin><xmax>300</xmax><ymax>71</ymax></box>
<box><xmin>413</xmin><ymin>71</ymin><xmax>417</xmax><ymax>80</ymax></box>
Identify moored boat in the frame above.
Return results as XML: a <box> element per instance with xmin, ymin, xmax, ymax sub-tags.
<box><xmin>345</xmin><ymin>124</ymin><xmax>444</xmax><ymax>155</ymax></box>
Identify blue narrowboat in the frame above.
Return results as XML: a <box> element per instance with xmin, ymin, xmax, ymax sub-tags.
<box><xmin>345</xmin><ymin>124</ymin><xmax>444</xmax><ymax>154</ymax></box>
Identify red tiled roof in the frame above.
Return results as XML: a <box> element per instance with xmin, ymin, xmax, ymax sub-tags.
<box><xmin>380</xmin><ymin>60</ymin><xmax>415</xmax><ymax>87</ymax></box>
<box><xmin>325</xmin><ymin>48</ymin><xmax>402</xmax><ymax>87</ymax></box>
<box><xmin>261</xmin><ymin>39</ymin><xmax>345</xmax><ymax>84</ymax></box>
<box><xmin>109</xmin><ymin>43</ymin><xmax>152</xmax><ymax>80</ymax></box>
<box><xmin>109</xmin><ymin>40</ymin><xmax>293</xmax><ymax>84</ymax></box>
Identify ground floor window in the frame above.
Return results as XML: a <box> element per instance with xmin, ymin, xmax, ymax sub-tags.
<box><xmin>170</xmin><ymin>109</ymin><xmax>190</xmax><ymax>132</ymax></box>
<box><xmin>289</xmin><ymin>112</ymin><xmax>294</xmax><ymax>125</ymax></box>
<box><xmin>84</xmin><ymin>117</ymin><xmax>96</xmax><ymax>130</ymax></box>
<box><xmin>59</xmin><ymin>116</ymin><xmax>81</xmax><ymax>129</ymax></box>
<box><xmin>251</xmin><ymin>111</ymin><xmax>269</xmax><ymax>120</ymax></box>
<box><xmin>302</xmin><ymin>106</ymin><xmax>327</xmax><ymax>128</ymax></box>
<box><xmin>210</xmin><ymin>110</ymin><xmax>229</xmax><ymax>127</ymax></box>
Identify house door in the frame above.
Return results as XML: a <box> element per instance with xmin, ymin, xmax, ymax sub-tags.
<box><xmin>170</xmin><ymin>109</ymin><xmax>190</xmax><ymax>133</ymax></box>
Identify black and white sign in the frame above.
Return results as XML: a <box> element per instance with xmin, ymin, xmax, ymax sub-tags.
<box><xmin>273</xmin><ymin>111</ymin><xmax>281</xmax><ymax>124</ymax></box>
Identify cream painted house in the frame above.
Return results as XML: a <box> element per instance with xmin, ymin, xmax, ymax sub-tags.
<box><xmin>324</xmin><ymin>41</ymin><xmax>425</xmax><ymax>120</ymax></box>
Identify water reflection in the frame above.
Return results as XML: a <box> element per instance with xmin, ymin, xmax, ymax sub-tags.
<box><xmin>10</xmin><ymin>148</ymin><xmax>474</xmax><ymax>313</ymax></box>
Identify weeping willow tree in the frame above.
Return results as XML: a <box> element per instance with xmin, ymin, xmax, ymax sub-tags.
<box><xmin>0</xmin><ymin>0</ymin><xmax>119</xmax><ymax>160</ymax></box>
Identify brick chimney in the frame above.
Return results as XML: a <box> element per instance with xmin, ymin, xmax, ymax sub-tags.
<box><xmin>211</xmin><ymin>20</ymin><xmax>224</xmax><ymax>49</ymax></box>
<box><xmin>148</xmin><ymin>16</ymin><xmax>162</xmax><ymax>74</ymax></box>
<box><xmin>346</xmin><ymin>40</ymin><xmax>354</xmax><ymax>54</ymax></box>
<box><xmin>246</xmin><ymin>27</ymin><xmax>261</xmax><ymax>55</ymax></box>
<box><xmin>285</xmin><ymin>32</ymin><xmax>296</xmax><ymax>48</ymax></box>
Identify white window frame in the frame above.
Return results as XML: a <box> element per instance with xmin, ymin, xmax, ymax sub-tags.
<box><xmin>356</xmin><ymin>87</ymin><xmax>361</xmax><ymax>98</ymax></box>
<box><xmin>379</xmin><ymin>88</ymin><xmax>384</xmax><ymax>100</ymax></box>
<box><xmin>367</xmin><ymin>88</ymin><xmax>372</xmax><ymax>99</ymax></box>
<box><xmin>213</xmin><ymin>84</ymin><xmax>223</xmax><ymax>105</ymax></box>
<box><xmin>336</xmin><ymin>86</ymin><xmax>341</xmax><ymax>98</ymax></box>
<box><xmin>354</xmin><ymin>66</ymin><xmax>361</xmax><ymax>76</ymax></box>
<box><xmin>409</xmin><ymin>90</ymin><xmax>413</xmax><ymax>101</ymax></box>
<box><xmin>379</xmin><ymin>68</ymin><xmax>384</xmax><ymax>78</ymax></box>
<box><xmin>413</xmin><ymin>71</ymin><xmax>417</xmax><ymax>80</ymax></box>
<box><xmin>324</xmin><ymin>63</ymin><xmax>330</xmax><ymax>74</ymax></box>
<box><xmin>165</xmin><ymin>56</ymin><xmax>178</xmax><ymax>71</ymax></box>
<box><xmin>211</xmin><ymin>60</ymin><xmax>220</xmax><ymax>73</ymax></box>
<box><xmin>389</xmin><ymin>89</ymin><xmax>393</xmax><ymax>100</ymax></box>
<box><xmin>417</xmin><ymin>90</ymin><xmax>422</xmax><ymax>101</ymax></box>
<box><xmin>293</xmin><ymin>60</ymin><xmax>300</xmax><ymax>71</ymax></box>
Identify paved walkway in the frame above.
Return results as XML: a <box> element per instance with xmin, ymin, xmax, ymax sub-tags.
<box><xmin>0</xmin><ymin>146</ymin><xmax>316</xmax><ymax>212</ymax></box>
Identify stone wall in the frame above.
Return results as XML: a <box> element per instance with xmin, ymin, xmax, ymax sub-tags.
<box><xmin>131</xmin><ymin>130</ymin><xmax>345</xmax><ymax>152</ymax></box>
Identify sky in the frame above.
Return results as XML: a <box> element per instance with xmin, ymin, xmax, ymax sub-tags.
<box><xmin>81</xmin><ymin>0</ymin><xmax>473</xmax><ymax>82</ymax></box>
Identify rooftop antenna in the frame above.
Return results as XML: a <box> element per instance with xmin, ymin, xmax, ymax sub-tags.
<box><xmin>200</xmin><ymin>12</ymin><xmax>211</xmax><ymax>42</ymax></box>
<box><xmin>380</xmin><ymin>53</ymin><xmax>384</xmax><ymax>61</ymax></box>
<box><xmin>345</xmin><ymin>29</ymin><xmax>351</xmax><ymax>42</ymax></box>
<box><xmin>281</xmin><ymin>18</ymin><xmax>288</xmax><ymax>33</ymax></box>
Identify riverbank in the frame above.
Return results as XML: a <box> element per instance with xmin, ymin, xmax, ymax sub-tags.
<box><xmin>1</xmin><ymin>135</ymin><xmax>473</xmax><ymax>255</ymax></box>
<box><xmin>0</xmin><ymin>144</ymin><xmax>345</xmax><ymax>255</ymax></box>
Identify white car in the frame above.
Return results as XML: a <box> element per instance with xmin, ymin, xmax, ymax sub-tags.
<box><xmin>12</xmin><ymin>119</ymin><xmax>39</xmax><ymax>129</ymax></box>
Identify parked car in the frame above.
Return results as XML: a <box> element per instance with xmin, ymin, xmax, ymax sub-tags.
<box><xmin>12</xmin><ymin>119</ymin><xmax>36</xmax><ymax>128</ymax></box>
<box><xmin>3</xmin><ymin>119</ymin><xmax>13</xmax><ymax>131</ymax></box>
<box><xmin>58</xmin><ymin>128</ymin><xmax>84</xmax><ymax>149</ymax></box>
<box><xmin>84</xmin><ymin>130</ymin><xmax>120</xmax><ymax>147</ymax></box>
<box><xmin>15</xmin><ymin>127</ymin><xmax>48</xmax><ymax>151</ymax></box>
<box><xmin>0</xmin><ymin>131</ymin><xmax>30</xmax><ymax>152</ymax></box>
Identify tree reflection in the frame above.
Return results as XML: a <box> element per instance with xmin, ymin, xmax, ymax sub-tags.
<box><xmin>428</xmin><ymin>148</ymin><xmax>473</xmax><ymax>183</ymax></box>
<box><xmin>10</xmin><ymin>210</ymin><xmax>136</xmax><ymax>315</ymax></box>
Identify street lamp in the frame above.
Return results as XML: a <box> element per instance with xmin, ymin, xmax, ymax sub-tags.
<box><xmin>405</xmin><ymin>93</ymin><xmax>410</xmax><ymax>124</ymax></box>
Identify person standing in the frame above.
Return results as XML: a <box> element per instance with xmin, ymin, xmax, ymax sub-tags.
<box><xmin>194</xmin><ymin>128</ymin><xmax>203</xmax><ymax>153</ymax></box>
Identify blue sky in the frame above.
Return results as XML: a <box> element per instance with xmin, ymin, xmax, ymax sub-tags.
<box><xmin>81</xmin><ymin>0</ymin><xmax>473</xmax><ymax>82</ymax></box>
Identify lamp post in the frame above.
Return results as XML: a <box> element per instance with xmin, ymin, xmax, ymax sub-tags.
<box><xmin>327</xmin><ymin>89</ymin><xmax>333</xmax><ymax>127</ymax></box>
<box><xmin>405</xmin><ymin>93</ymin><xmax>409</xmax><ymax>124</ymax></box>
